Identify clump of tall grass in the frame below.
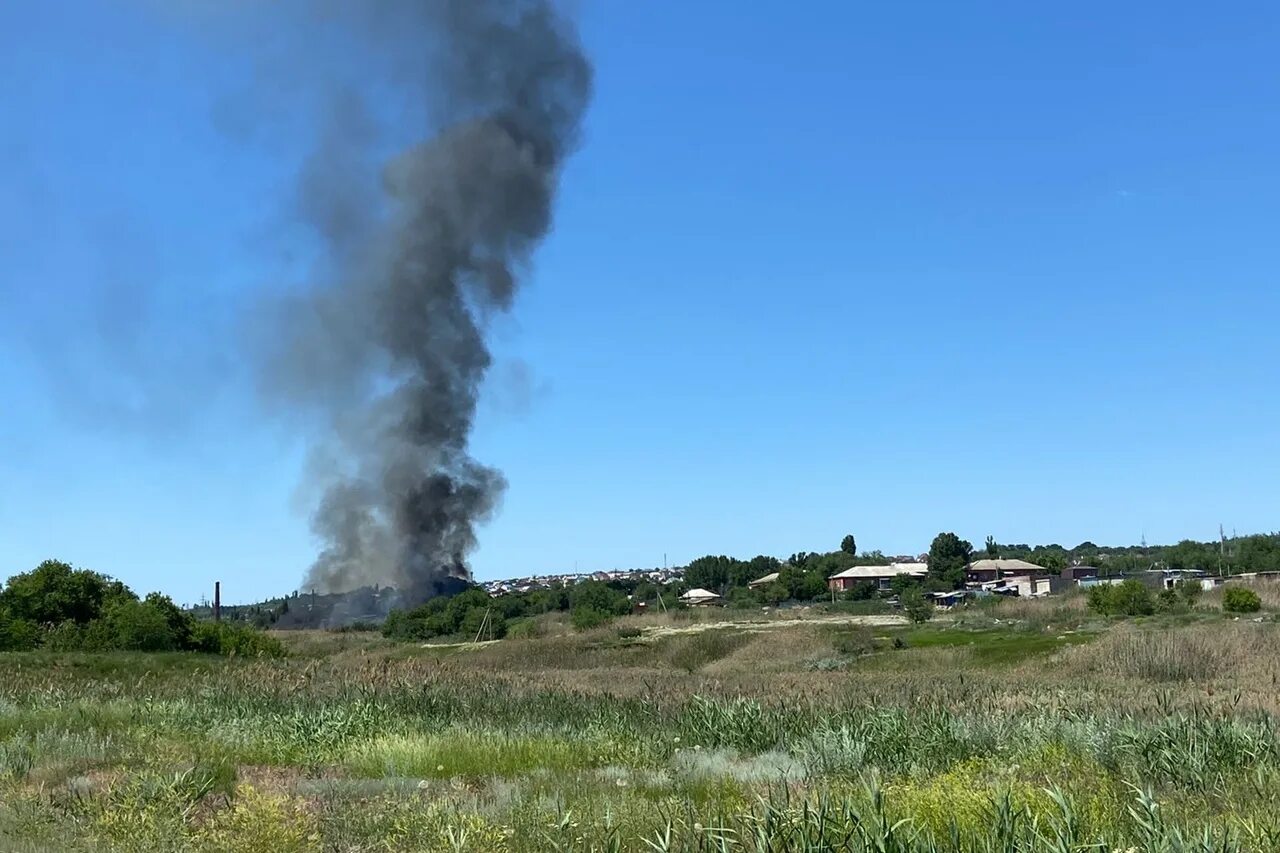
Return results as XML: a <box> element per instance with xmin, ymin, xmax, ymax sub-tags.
<box><xmin>1067</xmin><ymin>622</ymin><xmax>1280</xmax><ymax>683</ymax></box>
<box><xmin>344</xmin><ymin>729</ymin><xmax>638</xmax><ymax>779</ymax></box>
<box><xmin>666</xmin><ymin>629</ymin><xmax>749</xmax><ymax>672</ymax></box>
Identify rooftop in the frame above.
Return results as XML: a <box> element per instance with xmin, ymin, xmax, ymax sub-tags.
<box><xmin>829</xmin><ymin>562</ymin><xmax>928</xmax><ymax>580</ymax></box>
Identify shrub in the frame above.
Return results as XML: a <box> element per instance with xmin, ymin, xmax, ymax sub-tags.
<box><xmin>190</xmin><ymin>622</ymin><xmax>286</xmax><ymax>657</ymax></box>
<box><xmin>1088</xmin><ymin>580</ymin><xmax>1155</xmax><ymax>616</ymax></box>
<box><xmin>1176</xmin><ymin>579</ymin><xmax>1203</xmax><ymax>606</ymax></box>
<box><xmin>616</xmin><ymin>626</ymin><xmax>642</xmax><ymax>640</ymax></box>
<box><xmin>103</xmin><ymin>599</ymin><xmax>182</xmax><ymax>651</ymax></box>
<box><xmin>1156</xmin><ymin>588</ymin><xmax>1186</xmax><ymax>615</ymax></box>
<box><xmin>569</xmin><ymin>581</ymin><xmax>631</xmax><ymax>617</ymax></box>
<box><xmin>0</xmin><ymin>615</ymin><xmax>40</xmax><ymax>651</ymax></box>
<box><xmin>506</xmin><ymin>616</ymin><xmax>548</xmax><ymax>639</ymax></box>
<box><xmin>1223</xmin><ymin>587</ymin><xmax>1262</xmax><ymax>614</ymax></box>
<box><xmin>459</xmin><ymin>607</ymin><xmax>506</xmax><ymax>641</ymax></box>
<box><xmin>571</xmin><ymin>606</ymin><xmax>612</xmax><ymax>631</ymax></box>
<box><xmin>830</xmin><ymin>625</ymin><xmax>875</xmax><ymax>656</ymax></box>
<box><xmin>901</xmin><ymin>587</ymin><xmax>935</xmax><ymax>623</ymax></box>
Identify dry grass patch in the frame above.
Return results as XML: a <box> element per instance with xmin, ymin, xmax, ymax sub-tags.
<box><xmin>1064</xmin><ymin>621</ymin><xmax>1280</xmax><ymax>684</ymax></box>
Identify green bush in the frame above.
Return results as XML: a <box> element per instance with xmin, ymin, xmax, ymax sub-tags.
<box><xmin>1223</xmin><ymin>587</ymin><xmax>1262</xmax><ymax>614</ymax></box>
<box><xmin>0</xmin><ymin>615</ymin><xmax>40</xmax><ymax>651</ymax></box>
<box><xmin>569</xmin><ymin>581</ymin><xmax>632</xmax><ymax>617</ymax></box>
<box><xmin>1156</xmin><ymin>588</ymin><xmax>1186</xmax><ymax>614</ymax></box>
<box><xmin>901</xmin><ymin>587</ymin><xmax>935</xmax><ymax>623</ymax></box>
<box><xmin>190</xmin><ymin>622</ymin><xmax>286</xmax><ymax>657</ymax></box>
<box><xmin>505</xmin><ymin>616</ymin><xmax>548</xmax><ymax>639</ymax></box>
<box><xmin>103</xmin><ymin>599</ymin><xmax>182</xmax><ymax>651</ymax></box>
<box><xmin>1176</xmin><ymin>579</ymin><xmax>1203</xmax><ymax>606</ymax></box>
<box><xmin>1088</xmin><ymin>580</ymin><xmax>1155</xmax><ymax>616</ymax></box>
<box><xmin>382</xmin><ymin>587</ymin><xmax>504</xmax><ymax>641</ymax></box>
<box><xmin>830</xmin><ymin>625</ymin><xmax>876</xmax><ymax>656</ymax></box>
<box><xmin>459</xmin><ymin>607</ymin><xmax>506</xmax><ymax>641</ymax></box>
<box><xmin>570</xmin><ymin>606</ymin><xmax>612</xmax><ymax>631</ymax></box>
<box><xmin>0</xmin><ymin>558</ymin><xmax>279</xmax><ymax>656</ymax></box>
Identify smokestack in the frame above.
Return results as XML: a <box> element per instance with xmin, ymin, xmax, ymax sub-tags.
<box><xmin>258</xmin><ymin>0</ymin><xmax>593</xmax><ymax>609</ymax></box>
<box><xmin>213</xmin><ymin>581</ymin><xmax>221</xmax><ymax>623</ymax></box>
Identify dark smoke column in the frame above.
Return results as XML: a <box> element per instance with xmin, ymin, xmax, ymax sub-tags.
<box><xmin>288</xmin><ymin>1</ymin><xmax>591</xmax><ymax>602</ymax></box>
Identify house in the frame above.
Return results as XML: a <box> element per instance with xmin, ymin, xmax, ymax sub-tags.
<box><xmin>1154</xmin><ymin>568</ymin><xmax>1206</xmax><ymax>590</ymax></box>
<box><xmin>966</xmin><ymin>559</ymin><xmax>1045</xmax><ymax>583</ymax></box>
<box><xmin>748</xmin><ymin>572</ymin><xmax>780</xmax><ymax>589</ymax></box>
<box><xmin>984</xmin><ymin>575</ymin><xmax>1053</xmax><ymax>597</ymax></box>
<box><xmin>1060</xmin><ymin>566</ymin><xmax>1100</xmax><ymax>581</ymax></box>
<box><xmin>828</xmin><ymin>562</ymin><xmax>928</xmax><ymax>592</ymax></box>
<box><xmin>679</xmin><ymin>588</ymin><xmax>724</xmax><ymax>606</ymax></box>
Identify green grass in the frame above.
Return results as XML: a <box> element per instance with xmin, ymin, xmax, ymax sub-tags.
<box><xmin>871</xmin><ymin>624</ymin><xmax>1098</xmax><ymax>666</ymax></box>
<box><xmin>3</xmin><ymin>612</ymin><xmax>1280</xmax><ymax>850</ymax></box>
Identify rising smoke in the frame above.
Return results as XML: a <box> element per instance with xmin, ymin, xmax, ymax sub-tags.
<box><xmin>264</xmin><ymin>1</ymin><xmax>592</xmax><ymax>602</ymax></box>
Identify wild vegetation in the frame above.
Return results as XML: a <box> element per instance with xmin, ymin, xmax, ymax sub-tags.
<box><xmin>0</xmin><ymin>560</ymin><xmax>280</xmax><ymax>656</ymax></box>
<box><xmin>4</xmin><ymin>587</ymin><xmax>1280</xmax><ymax>850</ymax></box>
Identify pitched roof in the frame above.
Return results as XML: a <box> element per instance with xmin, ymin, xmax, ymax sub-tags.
<box><xmin>828</xmin><ymin>562</ymin><xmax>928</xmax><ymax>581</ymax></box>
<box><xmin>747</xmin><ymin>572</ymin><xmax>780</xmax><ymax>587</ymax></box>
<box><xmin>679</xmin><ymin>587</ymin><xmax>722</xmax><ymax>601</ymax></box>
<box><xmin>967</xmin><ymin>558</ymin><xmax>1044</xmax><ymax>572</ymax></box>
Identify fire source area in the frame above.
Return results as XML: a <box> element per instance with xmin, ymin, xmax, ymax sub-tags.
<box><xmin>278</xmin><ymin>579</ymin><xmax>470</xmax><ymax>630</ymax></box>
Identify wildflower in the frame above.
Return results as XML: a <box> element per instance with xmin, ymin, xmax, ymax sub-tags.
<box><xmin>615</xmin><ymin>778</ymin><xmax>628</xmax><ymax>787</ymax></box>
<box><xmin>436</xmin><ymin>764</ymin><xmax>445</xmax><ymax>772</ymax></box>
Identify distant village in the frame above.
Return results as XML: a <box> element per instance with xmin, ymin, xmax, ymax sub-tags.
<box><xmin>479</xmin><ymin>557</ymin><xmax>1280</xmax><ymax>610</ymax></box>
<box><xmin>479</xmin><ymin>566</ymin><xmax>686</xmax><ymax>596</ymax></box>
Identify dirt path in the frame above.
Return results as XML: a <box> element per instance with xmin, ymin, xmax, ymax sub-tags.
<box><xmin>642</xmin><ymin>613</ymin><xmax>906</xmax><ymax>639</ymax></box>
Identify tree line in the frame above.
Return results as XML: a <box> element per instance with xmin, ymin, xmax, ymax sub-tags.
<box><xmin>0</xmin><ymin>560</ymin><xmax>283</xmax><ymax>655</ymax></box>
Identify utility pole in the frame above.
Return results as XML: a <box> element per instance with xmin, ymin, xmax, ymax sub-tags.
<box><xmin>213</xmin><ymin>581</ymin><xmax>221</xmax><ymax>623</ymax></box>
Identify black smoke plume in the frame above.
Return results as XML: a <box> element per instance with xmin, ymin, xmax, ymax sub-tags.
<box><xmin>265</xmin><ymin>1</ymin><xmax>591</xmax><ymax>603</ymax></box>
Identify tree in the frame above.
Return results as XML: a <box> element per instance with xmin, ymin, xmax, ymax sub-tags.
<box><xmin>569</xmin><ymin>580</ymin><xmax>630</xmax><ymax>617</ymax></box>
<box><xmin>0</xmin><ymin>560</ymin><xmax>135</xmax><ymax>626</ymax></box>
<box><xmin>985</xmin><ymin>536</ymin><xmax>998</xmax><ymax>559</ymax></box>
<box><xmin>1028</xmin><ymin>549</ymin><xmax>1066</xmax><ymax>572</ymax></box>
<box><xmin>841</xmin><ymin>535</ymin><xmax>857</xmax><ymax>556</ymax></box>
<box><xmin>927</xmin><ymin>533</ymin><xmax>973</xmax><ymax>589</ymax></box>
<box><xmin>900</xmin><ymin>587</ymin><xmax>934</xmax><ymax>623</ymax></box>
<box><xmin>460</xmin><ymin>607</ymin><xmax>507</xmax><ymax>640</ymax></box>
<box><xmin>102</xmin><ymin>599</ymin><xmax>179</xmax><ymax>651</ymax></box>
<box><xmin>762</xmin><ymin>581</ymin><xmax>788</xmax><ymax>606</ymax></box>
<box><xmin>684</xmin><ymin>556</ymin><xmax>741</xmax><ymax>592</ymax></box>
<box><xmin>741</xmin><ymin>556</ymin><xmax>781</xmax><ymax>588</ymax></box>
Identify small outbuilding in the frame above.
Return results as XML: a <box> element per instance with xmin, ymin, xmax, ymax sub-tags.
<box><xmin>679</xmin><ymin>588</ymin><xmax>725</xmax><ymax>606</ymax></box>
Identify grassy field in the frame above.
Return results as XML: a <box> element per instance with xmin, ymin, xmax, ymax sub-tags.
<box><xmin>4</xmin><ymin>593</ymin><xmax>1280</xmax><ymax>851</ymax></box>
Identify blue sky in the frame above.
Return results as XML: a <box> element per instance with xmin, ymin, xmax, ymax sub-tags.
<box><xmin>2</xmin><ymin>1</ymin><xmax>1278</xmax><ymax>604</ymax></box>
